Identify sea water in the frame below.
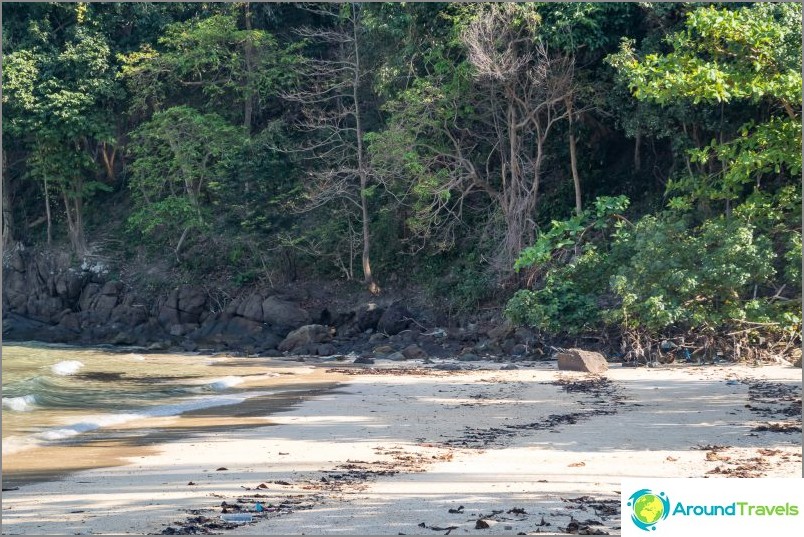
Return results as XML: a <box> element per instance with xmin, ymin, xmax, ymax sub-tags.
<box><xmin>1</xmin><ymin>343</ymin><xmax>285</xmax><ymax>456</ymax></box>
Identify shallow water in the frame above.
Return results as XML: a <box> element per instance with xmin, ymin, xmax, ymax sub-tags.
<box><xmin>1</xmin><ymin>343</ymin><xmax>315</xmax><ymax>457</ymax></box>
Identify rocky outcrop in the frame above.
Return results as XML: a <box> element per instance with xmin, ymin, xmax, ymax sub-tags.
<box><xmin>376</xmin><ymin>302</ymin><xmax>412</xmax><ymax>335</ymax></box>
<box><xmin>557</xmin><ymin>349</ymin><xmax>609</xmax><ymax>374</ymax></box>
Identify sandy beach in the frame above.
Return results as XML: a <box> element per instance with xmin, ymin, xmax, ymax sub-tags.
<box><xmin>1</xmin><ymin>359</ymin><xmax>801</xmax><ymax>535</ymax></box>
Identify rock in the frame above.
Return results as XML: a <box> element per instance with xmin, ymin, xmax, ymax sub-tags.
<box><xmin>354</xmin><ymin>356</ymin><xmax>375</xmax><ymax>365</ymax></box>
<box><xmin>458</xmin><ymin>353</ymin><xmax>483</xmax><ymax>362</ymax></box>
<box><xmin>435</xmin><ymin>363</ymin><xmax>462</xmax><ymax>371</ymax></box>
<box><xmin>387</xmin><ymin>351</ymin><xmax>406</xmax><ymax>361</ymax></box>
<box><xmin>401</xmin><ymin>344</ymin><xmax>427</xmax><ymax>360</ymax></box>
<box><xmin>356</xmin><ymin>304</ymin><xmax>384</xmax><ymax>332</ymax></box>
<box><xmin>557</xmin><ymin>349</ymin><xmax>609</xmax><ymax>374</ymax></box>
<box><xmin>237</xmin><ymin>293</ymin><xmax>265</xmax><ymax>322</ymax></box>
<box><xmin>373</xmin><ymin>345</ymin><xmax>394</xmax><ymax>355</ymax></box>
<box><xmin>177</xmin><ymin>285</ymin><xmax>207</xmax><ymax>322</ymax></box>
<box><xmin>316</xmin><ymin>343</ymin><xmax>336</xmax><ymax>356</ymax></box>
<box><xmin>262</xmin><ymin>296</ymin><xmax>310</xmax><ymax>332</ymax></box>
<box><xmin>512</xmin><ymin>344</ymin><xmax>528</xmax><ymax>356</ymax></box>
<box><xmin>278</xmin><ymin>324</ymin><xmax>332</xmax><ymax>353</ymax></box>
<box><xmin>487</xmin><ymin>321</ymin><xmax>514</xmax><ymax>341</ymax></box>
<box><xmin>377</xmin><ymin>302</ymin><xmax>412</xmax><ymax>335</ymax></box>
<box><xmin>368</xmin><ymin>332</ymin><xmax>387</xmax><ymax>343</ymax></box>
<box><xmin>501</xmin><ymin>364</ymin><xmax>519</xmax><ymax>370</ymax></box>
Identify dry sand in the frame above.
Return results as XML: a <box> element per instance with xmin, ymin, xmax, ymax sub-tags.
<box><xmin>1</xmin><ymin>360</ymin><xmax>801</xmax><ymax>535</ymax></box>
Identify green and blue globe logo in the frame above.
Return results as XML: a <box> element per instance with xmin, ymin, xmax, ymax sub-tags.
<box><xmin>628</xmin><ymin>489</ymin><xmax>671</xmax><ymax>531</ymax></box>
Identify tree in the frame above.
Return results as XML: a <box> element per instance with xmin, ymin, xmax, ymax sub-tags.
<box><xmin>120</xmin><ymin>8</ymin><xmax>295</xmax><ymax>133</ymax></box>
<box><xmin>373</xmin><ymin>3</ymin><xmax>576</xmax><ymax>273</ymax></box>
<box><xmin>2</xmin><ymin>8</ymin><xmax>118</xmax><ymax>255</ymax></box>
<box><xmin>127</xmin><ymin>106</ymin><xmax>244</xmax><ymax>260</ymax></box>
<box><xmin>281</xmin><ymin>3</ymin><xmax>380</xmax><ymax>293</ymax></box>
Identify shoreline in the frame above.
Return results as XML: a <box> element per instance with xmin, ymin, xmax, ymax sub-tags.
<box><xmin>2</xmin><ymin>361</ymin><xmax>348</xmax><ymax>488</ymax></box>
<box><xmin>1</xmin><ymin>360</ymin><xmax>801</xmax><ymax>535</ymax></box>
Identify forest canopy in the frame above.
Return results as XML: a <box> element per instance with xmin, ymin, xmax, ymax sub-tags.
<box><xmin>2</xmin><ymin>2</ymin><xmax>801</xmax><ymax>358</ymax></box>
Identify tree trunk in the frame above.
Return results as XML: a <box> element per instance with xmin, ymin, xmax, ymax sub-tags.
<box><xmin>43</xmin><ymin>175</ymin><xmax>53</xmax><ymax>246</ymax></box>
<box><xmin>2</xmin><ymin>151</ymin><xmax>15</xmax><ymax>249</ymax></box>
<box><xmin>567</xmin><ymin>98</ymin><xmax>582</xmax><ymax>216</ymax></box>
<box><xmin>633</xmin><ymin>130</ymin><xmax>641</xmax><ymax>172</ymax></box>
<box><xmin>351</xmin><ymin>4</ymin><xmax>378</xmax><ymax>294</ymax></box>
<box><xmin>61</xmin><ymin>187</ymin><xmax>86</xmax><ymax>256</ymax></box>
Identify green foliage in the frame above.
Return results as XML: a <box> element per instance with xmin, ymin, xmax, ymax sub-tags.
<box><xmin>127</xmin><ymin>106</ymin><xmax>244</xmax><ymax>247</ymax></box>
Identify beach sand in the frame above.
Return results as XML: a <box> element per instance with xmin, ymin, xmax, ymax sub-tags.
<box><xmin>1</xmin><ymin>360</ymin><xmax>800</xmax><ymax>535</ymax></box>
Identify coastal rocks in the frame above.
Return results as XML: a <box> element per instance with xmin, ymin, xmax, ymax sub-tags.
<box><xmin>401</xmin><ymin>344</ymin><xmax>427</xmax><ymax>360</ymax></box>
<box><xmin>157</xmin><ymin>285</ymin><xmax>208</xmax><ymax>327</ymax></box>
<box><xmin>557</xmin><ymin>349</ymin><xmax>609</xmax><ymax>374</ymax></box>
<box><xmin>377</xmin><ymin>302</ymin><xmax>412</xmax><ymax>335</ymax></box>
<box><xmin>278</xmin><ymin>324</ymin><xmax>333</xmax><ymax>354</ymax></box>
<box><xmin>356</xmin><ymin>303</ymin><xmax>384</xmax><ymax>332</ymax></box>
<box><xmin>261</xmin><ymin>296</ymin><xmax>310</xmax><ymax>332</ymax></box>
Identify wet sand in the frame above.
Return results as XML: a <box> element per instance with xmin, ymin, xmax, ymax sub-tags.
<box><xmin>2</xmin><ymin>365</ymin><xmax>347</xmax><ymax>488</ymax></box>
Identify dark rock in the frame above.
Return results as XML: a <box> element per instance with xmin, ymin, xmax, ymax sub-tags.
<box><xmin>435</xmin><ymin>363</ymin><xmax>462</xmax><ymax>371</ymax></box>
<box><xmin>356</xmin><ymin>304</ymin><xmax>384</xmax><ymax>332</ymax></box>
<box><xmin>354</xmin><ymin>356</ymin><xmax>375</xmax><ymax>364</ymax></box>
<box><xmin>58</xmin><ymin>312</ymin><xmax>81</xmax><ymax>332</ymax></box>
<box><xmin>487</xmin><ymin>321</ymin><xmax>514</xmax><ymax>342</ymax></box>
<box><xmin>512</xmin><ymin>344</ymin><xmax>528</xmax><ymax>356</ymax></box>
<box><xmin>177</xmin><ymin>285</ymin><xmax>207</xmax><ymax>323</ymax></box>
<box><xmin>100</xmin><ymin>281</ymin><xmax>123</xmax><ymax>296</ymax></box>
<box><xmin>458</xmin><ymin>353</ymin><xmax>482</xmax><ymax>362</ymax></box>
<box><xmin>377</xmin><ymin>303</ymin><xmax>412</xmax><ymax>335</ymax></box>
<box><xmin>316</xmin><ymin>343</ymin><xmax>336</xmax><ymax>356</ymax></box>
<box><xmin>278</xmin><ymin>324</ymin><xmax>332</xmax><ymax>353</ymax></box>
<box><xmin>237</xmin><ymin>293</ymin><xmax>265</xmax><ymax>322</ymax></box>
<box><xmin>374</xmin><ymin>345</ymin><xmax>394</xmax><ymax>355</ymax></box>
<box><xmin>387</xmin><ymin>351</ymin><xmax>406</xmax><ymax>361</ymax></box>
<box><xmin>475</xmin><ymin>520</ymin><xmax>490</xmax><ymax>529</ymax></box>
<box><xmin>109</xmin><ymin>305</ymin><xmax>148</xmax><ymax>327</ymax></box>
<box><xmin>2</xmin><ymin>312</ymin><xmax>79</xmax><ymax>342</ymax></box>
<box><xmin>501</xmin><ymin>364</ymin><xmax>519</xmax><ymax>371</ymax></box>
<box><xmin>401</xmin><ymin>344</ymin><xmax>427</xmax><ymax>360</ymax></box>
<box><xmin>368</xmin><ymin>332</ymin><xmax>387</xmax><ymax>344</ymax></box>
<box><xmin>557</xmin><ymin>349</ymin><xmax>609</xmax><ymax>374</ymax></box>
<box><xmin>262</xmin><ymin>296</ymin><xmax>309</xmax><ymax>331</ymax></box>
<box><xmin>78</xmin><ymin>283</ymin><xmax>101</xmax><ymax>312</ymax></box>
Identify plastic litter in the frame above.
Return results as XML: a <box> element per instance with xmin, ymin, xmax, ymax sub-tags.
<box><xmin>220</xmin><ymin>513</ymin><xmax>253</xmax><ymax>524</ymax></box>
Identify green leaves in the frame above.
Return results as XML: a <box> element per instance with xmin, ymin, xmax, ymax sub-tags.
<box><xmin>609</xmin><ymin>4</ymin><xmax>802</xmax><ymax>108</ymax></box>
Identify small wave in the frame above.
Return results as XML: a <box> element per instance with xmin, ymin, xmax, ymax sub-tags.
<box><xmin>2</xmin><ymin>394</ymin><xmax>37</xmax><ymax>412</ymax></box>
<box><xmin>51</xmin><ymin>360</ymin><xmax>84</xmax><ymax>376</ymax></box>
<box><xmin>8</xmin><ymin>391</ymin><xmax>272</xmax><ymax>452</ymax></box>
<box><xmin>207</xmin><ymin>376</ymin><xmax>244</xmax><ymax>391</ymax></box>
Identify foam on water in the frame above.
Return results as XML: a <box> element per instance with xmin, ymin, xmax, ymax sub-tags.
<box><xmin>3</xmin><ymin>391</ymin><xmax>273</xmax><ymax>454</ymax></box>
<box><xmin>2</xmin><ymin>394</ymin><xmax>37</xmax><ymax>412</ymax></box>
<box><xmin>206</xmin><ymin>376</ymin><xmax>245</xmax><ymax>391</ymax></box>
<box><xmin>51</xmin><ymin>360</ymin><xmax>84</xmax><ymax>376</ymax></box>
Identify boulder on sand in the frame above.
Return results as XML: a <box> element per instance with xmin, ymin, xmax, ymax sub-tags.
<box><xmin>557</xmin><ymin>349</ymin><xmax>609</xmax><ymax>374</ymax></box>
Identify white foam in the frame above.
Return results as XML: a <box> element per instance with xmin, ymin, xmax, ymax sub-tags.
<box><xmin>2</xmin><ymin>394</ymin><xmax>37</xmax><ymax>412</ymax></box>
<box><xmin>8</xmin><ymin>391</ymin><xmax>272</xmax><ymax>452</ymax></box>
<box><xmin>51</xmin><ymin>360</ymin><xmax>84</xmax><ymax>376</ymax></box>
<box><xmin>207</xmin><ymin>376</ymin><xmax>244</xmax><ymax>391</ymax></box>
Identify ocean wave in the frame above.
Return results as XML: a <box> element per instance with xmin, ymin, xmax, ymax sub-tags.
<box><xmin>2</xmin><ymin>394</ymin><xmax>37</xmax><ymax>412</ymax></box>
<box><xmin>206</xmin><ymin>376</ymin><xmax>245</xmax><ymax>391</ymax></box>
<box><xmin>51</xmin><ymin>360</ymin><xmax>84</xmax><ymax>376</ymax></box>
<box><xmin>6</xmin><ymin>390</ymin><xmax>272</xmax><ymax>452</ymax></box>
